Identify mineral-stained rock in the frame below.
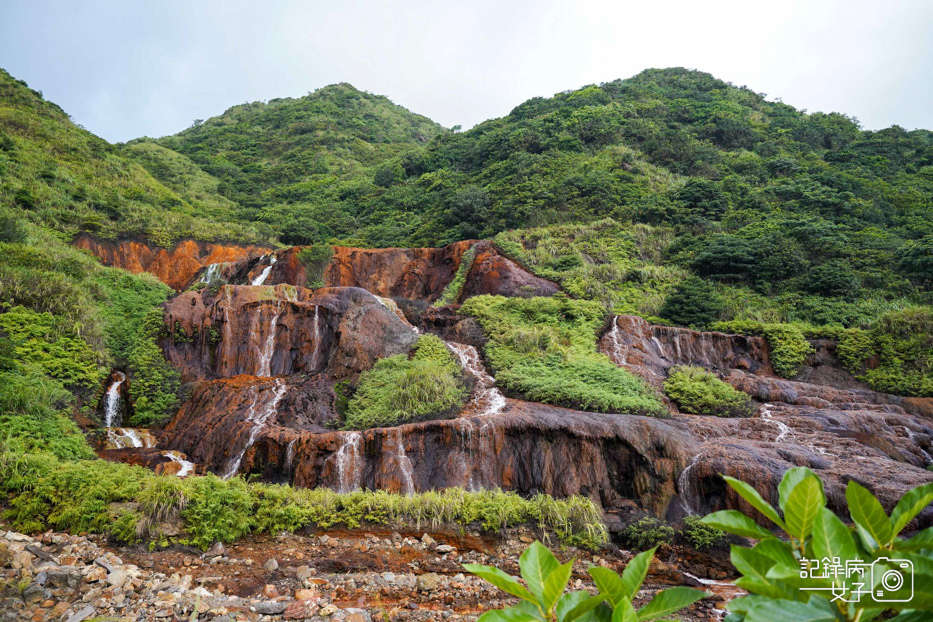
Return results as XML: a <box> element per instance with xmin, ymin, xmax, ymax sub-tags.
<box><xmin>164</xmin><ymin>389</ymin><xmax>694</xmax><ymax>514</ymax></box>
<box><xmin>161</xmin><ymin>285</ymin><xmax>417</xmax><ymax>382</ymax></box>
<box><xmin>73</xmin><ymin>233</ymin><xmax>269</xmax><ymax>290</ymax></box>
<box><xmin>457</xmin><ymin>241</ymin><xmax>559</xmax><ymax>301</ymax></box>
<box><xmin>600</xmin><ymin>314</ymin><xmax>772</xmax><ymax>388</ymax></box>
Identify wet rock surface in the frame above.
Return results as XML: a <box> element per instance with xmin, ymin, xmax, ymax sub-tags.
<box><xmin>161</xmin><ymin>285</ymin><xmax>417</xmax><ymax>382</ymax></box>
<box><xmin>74</xmin><ymin>234</ymin><xmax>269</xmax><ymax>291</ymax></box>
<box><xmin>0</xmin><ymin>526</ymin><xmax>735</xmax><ymax>622</ymax></box>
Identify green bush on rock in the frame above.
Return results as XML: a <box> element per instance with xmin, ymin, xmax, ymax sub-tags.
<box><xmin>664</xmin><ymin>365</ymin><xmax>755</xmax><ymax>417</ymax></box>
<box><xmin>460</xmin><ymin>295</ymin><xmax>666</xmax><ymax>416</ymax></box>
<box><xmin>344</xmin><ymin>334</ymin><xmax>467</xmax><ymax>429</ymax></box>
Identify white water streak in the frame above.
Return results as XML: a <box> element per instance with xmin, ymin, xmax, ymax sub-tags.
<box><xmin>104</xmin><ymin>372</ymin><xmax>125</xmax><ymax>427</ymax></box>
<box><xmin>332</xmin><ymin>432</ymin><xmax>363</xmax><ymax>493</ymax></box>
<box><xmin>163</xmin><ymin>451</ymin><xmax>195</xmax><ymax>477</ymax></box>
<box><xmin>223</xmin><ymin>381</ymin><xmax>287</xmax><ymax>478</ymax></box>
<box><xmin>446</xmin><ymin>342</ymin><xmax>506</xmax><ymax>417</ymax></box>
<box><xmin>257</xmin><ymin>301</ymin><xmax>282</xmax><ymax>377</ymax></box>
<box><xmin>251</xmin><ymin>255</ymin><xmax>277</xmax><ymax>286</ymax></box>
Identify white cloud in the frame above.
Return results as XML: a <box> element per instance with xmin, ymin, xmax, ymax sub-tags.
<box><xmin>1</xmin><ymin>0</ymin><xmax>931</xmax><ymax>142</ymax></box>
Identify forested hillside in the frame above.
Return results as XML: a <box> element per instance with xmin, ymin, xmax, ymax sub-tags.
<box><xmin>1</xmin><ymin>64</ymin><xmax>931</xmax><ymax>432</ymax></box>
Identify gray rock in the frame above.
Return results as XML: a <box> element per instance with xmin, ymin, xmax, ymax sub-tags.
<box><xmin>94</xmin><ymin>556</ymin><xmax>114</xmax><ymax>573</ymax></box>
<box><xmin>253</xmin><ymin>601</ymin><xmax>288</xmax><ymax>614</ymax></box>
<box><xmin>65</xmin><ymin>606</ymin><xmax>97</xmax><ymax>622</ymax></box>
<box><xmin>420</xmin><ymin>533</ymin><xmax>435</xmax><ymax>546</ymax></box>
<box><xmin>296</xmin><ymin>564</ymin><xmax>313</xmax><ymax>580</ymax></box>
<box><xmin>47</xmin><ymin>565</ymin><xmax>82</xmax><ymax>588</ymax></box>
<box><xmin>107</xmin><ymin>569</ymin><xmax>127</xmax><ymax>588</ymax></box>
<box><xmin>264</xmin><ymin>558</ymin><xmax>279</xmax><ymax>572</ymax></box>
<box><xmin>22</xmin><ymin>582</ymin><xmax>45</xmax><ymax>605</ymax></box>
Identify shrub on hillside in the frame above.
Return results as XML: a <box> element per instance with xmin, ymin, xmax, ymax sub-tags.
<box><xmin>711</xmin><ymin>320</ymin><xmax>813</xmax><ymax>378</ymax></box>
<box><xmin>663</xmin><ymin>366</ymin><xmax>755</xmax><ymax>418</ymax></box>
<box><xmin>344</xmin><ymin>334</ymin><xmax>467</xmax><ymax>429</ymax></box>
<box><xmin>659</xmin><ymin>276</ymin><xmax>724</xmax><ymax>328</ymax></box>
<box><xmin>297</xmin><ymin>244</ymin><xmax>333</xmax><ymax>288</ymax></box>
<box><xmin>621</xmin><ymin>516</ymin><xmax>674</xmax><ymax>550</ymax></box>
<box><xmin>461</xmin><ymin>295</ymin><xmax>666</xmax><ymax>416</ymax></box>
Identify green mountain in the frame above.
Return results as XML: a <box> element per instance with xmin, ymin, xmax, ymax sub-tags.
<box><xmin>0</xmin><ymin>68</ymin><xmax>266</xmax><ymax>246</ymax></box>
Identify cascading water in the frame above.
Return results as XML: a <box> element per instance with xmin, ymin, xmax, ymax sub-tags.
<box><xmin>223</xmin><ymin>380</ymin><xmax>287</xmax><ymax>478</ymax></box>
<box><xmin>200</xmin><ymin>263</ymin><xmax>222</xmax><ymax>284</ymax></box>
<box><xmin>106</xmin><ymin>427</ymin><xmax>156</xmax><ymax>449</ymax></box>
<box><xmin>251</xmin><ymin>255</ymin><xmax>277</xmax><ymax>286</ymax></box>
<box><xmin>104</xmin><ymin>372</ymin><xmax>126</xmax><ymax>427</ymax></box>
<box><xmin>760</xmin><ymin>403</ymin><xmax>791</xmax><ymax>442</ymax></box>
<box><xmin>163</xmin><ymin>451</ymin><xmax>195</xmax><ymax>477</ymax></box>
<box><xmin>331</xmin><ymin>432</ymin><xmax>363</xmax><ymax>493</ymax></box>
<box><xmin>604</xmin><ymin>319</ymin><xmax>629</xmax><ymax>366</ymax></box>
<box><xmin>678</xmin><ymin>451</ymin><xmax>705</xmax><ymax>515</ymax></box>
<box><xmin>310</xmin><ymin>305</ymin><xmax>322</xmax><ymax>371</ymax></box>
<box><xmin>445</xmin><ymin>341</ymin><xmax>506</xmax><ymax>417</ymax></box>
<box><xmin>257</xmin><ymin>301</ymin><xmax>282</xmax><ymax>377</ymax></box>
<box><xmin>391</xmin><ymin>429</ymin><xmax>415</xmax><ymax>495</ymax></box>
<box><xmin>285</xmin><ymin>438</ymin><xmax>298</xmax><ymax>472</ymax></box>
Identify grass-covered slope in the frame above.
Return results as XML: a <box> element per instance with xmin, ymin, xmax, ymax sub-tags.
<box><xmin>0</xmin><ymin>69</ymin><xmax>266</xmax><ymax>245</ymax></box>
<box><xmin>460</xmin><ymin>295</ymin><xmax>666</xmax><ymax>415</ymax></box>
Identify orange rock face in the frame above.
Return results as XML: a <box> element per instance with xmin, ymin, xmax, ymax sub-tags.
<box><xmin>74</xmin><ymin>234</ymin><xmax>270</xmax><ymax>290</ymax></box>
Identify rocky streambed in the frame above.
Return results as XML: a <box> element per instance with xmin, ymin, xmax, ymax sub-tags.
<box><xmin>0</xmin><ymin>524</ymin><xmax>739</xmax><ymax>622</ymax></box>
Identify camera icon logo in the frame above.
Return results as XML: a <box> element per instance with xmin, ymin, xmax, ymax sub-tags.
<box><xmin>871</xmin><ymin>557</ymin><xmax>913</xmax><ymax>602</ymax></box>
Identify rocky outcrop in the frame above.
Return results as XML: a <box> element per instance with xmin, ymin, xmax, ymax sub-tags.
<box><xmin>600</xmin><ymin>315</ymin><xmax>772</xmax><ymax>387</ymax></box>
<box><xmin>163</xmin><ymin>392</ymin><xmax>693</xmax><ymax>514</ymax></box>
<box><xmin>678</xmin><ymin>401</ymin><xmax>933</xmax><ymax>527</ymax></box>
<box><xmin>74</xmin><ymin>234</ymin><xmax>269</xmax><ymax>290</ymax></box>
<box><xmin>458</xmin><ymin>242</ymin><xmax>559</xmax><ymax>301</ymax></box>
<box><xmin>161</xmin><ymin>285</ymin><xmax>417</xmax><ymax>382</ymax></box>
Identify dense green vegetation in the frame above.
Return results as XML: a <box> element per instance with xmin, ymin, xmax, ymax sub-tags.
<box><xmin>434</xmin><ymin>244</ymin><xmax>477</xmax><ymax>306</ymax></box>
<box><xmin>466</xmin><ymin>541</ymin><xmax>706</xmax><ymax>622</ymax></box>
<box><xmin>460</xmin><ymin>295</ymin><xmax>666</xmax><ymax>415</ymax></box>
<box><xmin>663</xmin><ymin>365</ymin><xmax>755</xmax><ymax>417</ymax></box>
<box><xmin>0</xmin><ymin>69</ymin><xmax>266</xmax><ymax>245</ymax></box>
<box><xmin>1</xmin><ymin>451</ymin><xmax>607</xmax><ymax>550</ymax></box>
<box><xmin>344</xmin><ymin>334</ymin><xmax>467</xmax><ymax>429</ymax></box>
<box><xmin>702</xmin><ymin>468</ymin><xmax>933</xmax><ymax>621</ymax></box>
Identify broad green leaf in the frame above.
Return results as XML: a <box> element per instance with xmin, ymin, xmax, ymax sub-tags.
<box><xmin>731</xmin><ymin>546</ymin><xmax>778</xmax><ymax>585</ymax></box>
<box><xmin>898</xmin><ymin>526</ymin><xmax>933</xmax><ymax>552</ymax></box>
<box><xmin>477</xmin><ymin>607</ymin><xmax>539</xmax><ymax>622</ymax></box>
<box><xmin>464</xmin><ymin>563</ymin><xmax>537</xmax><ymax>603</ymax></box>
<box><xmin>784</xmin><ymin>475</ymin><xmax>825</xmax><ymax>542</ymax></box>
<box><xmin>886</xmin><ymin>612</ymin><xmax>933</xmax><ymax>622</ymax></box>
<box><xmin>635</xmin><ymin>586</ymin><xmax>707</xmax><ymax>621</ymax></box>
<box><xmin>744</xmin><ymin>598</ymin><xmax>837</xmax><ymax>622</ymax></box>
<box><xmin>556</xmin><ymin>591</ymin><xmax>605</xmax><ymax>622</ymax></box>
<box><xmin>610</xmin><ymin>598</ymin><xmax>637</xmax><ymax>622</ymax></box>
<box><xmin>542</xmin><ymin>561</ymin><xmax>574</xmax><ymax>614</ymax></box>
<box><xmin>778</xmin><ymin>467</ymin><xmax>816</xmax><ymax>512</ymax></box>
<box><xmin>723</xmin><ymin>475</ymin><xmax>786</xmax><ymax>529</ymax></box>
<box><xmin>702</xmin><ymin>510</ymin><xmax>774</xmax><ymax>540</ymax></box>
<box><xmin>846</xmin><ymin>481</ymin><xmax>893</xmax><ymax>550</ymax></box>
<box><xmin>723</xmin><ymin>595</ymin><xmax>772</xmax><ymax>614</ymax></box>
<box><xmin>810</xmin><ymin>507</ymin><xmax>858</xmax><ymax>567</ymax></box>
<box><xmin>854</xmin><ymin>568</ymin><xmax>933</xmax><ymax>611</ymax></box>
<box><xmin>520</xmin><ymin>541</ymin><xmax>561</xmax><ymax>602</ymax></box>
<box><xmin>753</xmin><ymin>539</ymin><xmax>797</xmax><ymax>567</ymax></box>
<box><xmin>891</xmin><ymin>482</ymin><xmax>933</xmax><ymax>537</ymax></box>
<box><xmin>589</xmin><ymin>567</ymin><xmax>627</xmax><ymax>608</ymax></box>
<box><xmin>619</xmin><ymin>547</ymin><xmax>656</xmax><ymax>600</ymax></box>
<box><xmin>590</xmin><ymin>603</ymin><xmax>613</xmax><ymax>622</ymax></box>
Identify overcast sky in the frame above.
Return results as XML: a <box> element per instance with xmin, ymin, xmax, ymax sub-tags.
<box><xmin>2</xmin><ymin>0</ymin><xmax>932</xmax><ymax>143</ymax></box>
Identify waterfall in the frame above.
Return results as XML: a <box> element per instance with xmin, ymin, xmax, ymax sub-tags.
<box><xmin>163</xmin><ymin>451</ymin><xmax>195</xmax><ymax>477</ymax></box>
<box><xmin>332</xmin><ymin>432</ymin><xmax>363</xmax><ymax>493</ymax></box>
<box><xmin>223</xmin><ymin>380</ymin><xmax>287</xmax><ymax>478</ymax></box>
<box><xmin>251</xmin><ymin>255</ymin><xmax>277</xmax><ymax>286</ymax></box>
<box><xmin>257</xmin><ymin>301</ymin><xmax>282</xmax><ymax>377</ymax></box>
<box><xmin>445</xmin><ymin>342</ymin><xmax>506</xmax><ymax>417</ymax></box>
<box><xmin>392</xmin><ymin>429</ymin><xmax>415</xmax><ymax>495</ymax></box>
<box><xmin>604</xmin><ymin>319</ymin><xmax>629</xmax><ymax>366</ymax></box>
<box><xmin>285</xmin><ymin>438</ymin><xmax>298</xmax><ymax>472</ymax></box>
<box><xmin>310</xmin><ymin>305</ymin><xmax>322</xmax><ymax>371</ymax></box>
<box><xmin>199</xmin><ymin>263</ymin><xmax>222</xmax><ymax>284</ymax></box>
<box><xmin>106</xmin><ymin>427</ymin><xmax>155</xmax><ymax>449</ymax></box>
<box><xmin>104</xmin><ymin>372</ymin><xmax>126</xmax><ymax>427</ymax></box>
<box><xmin>678</xmin><ymin>452</ymin><xmax>705</xmax><ymax>515</ymax></box>
<box><xmin>760</xmin><ymin>403</ymin><xmax>791</xmax><ymax>442</ymax></box>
